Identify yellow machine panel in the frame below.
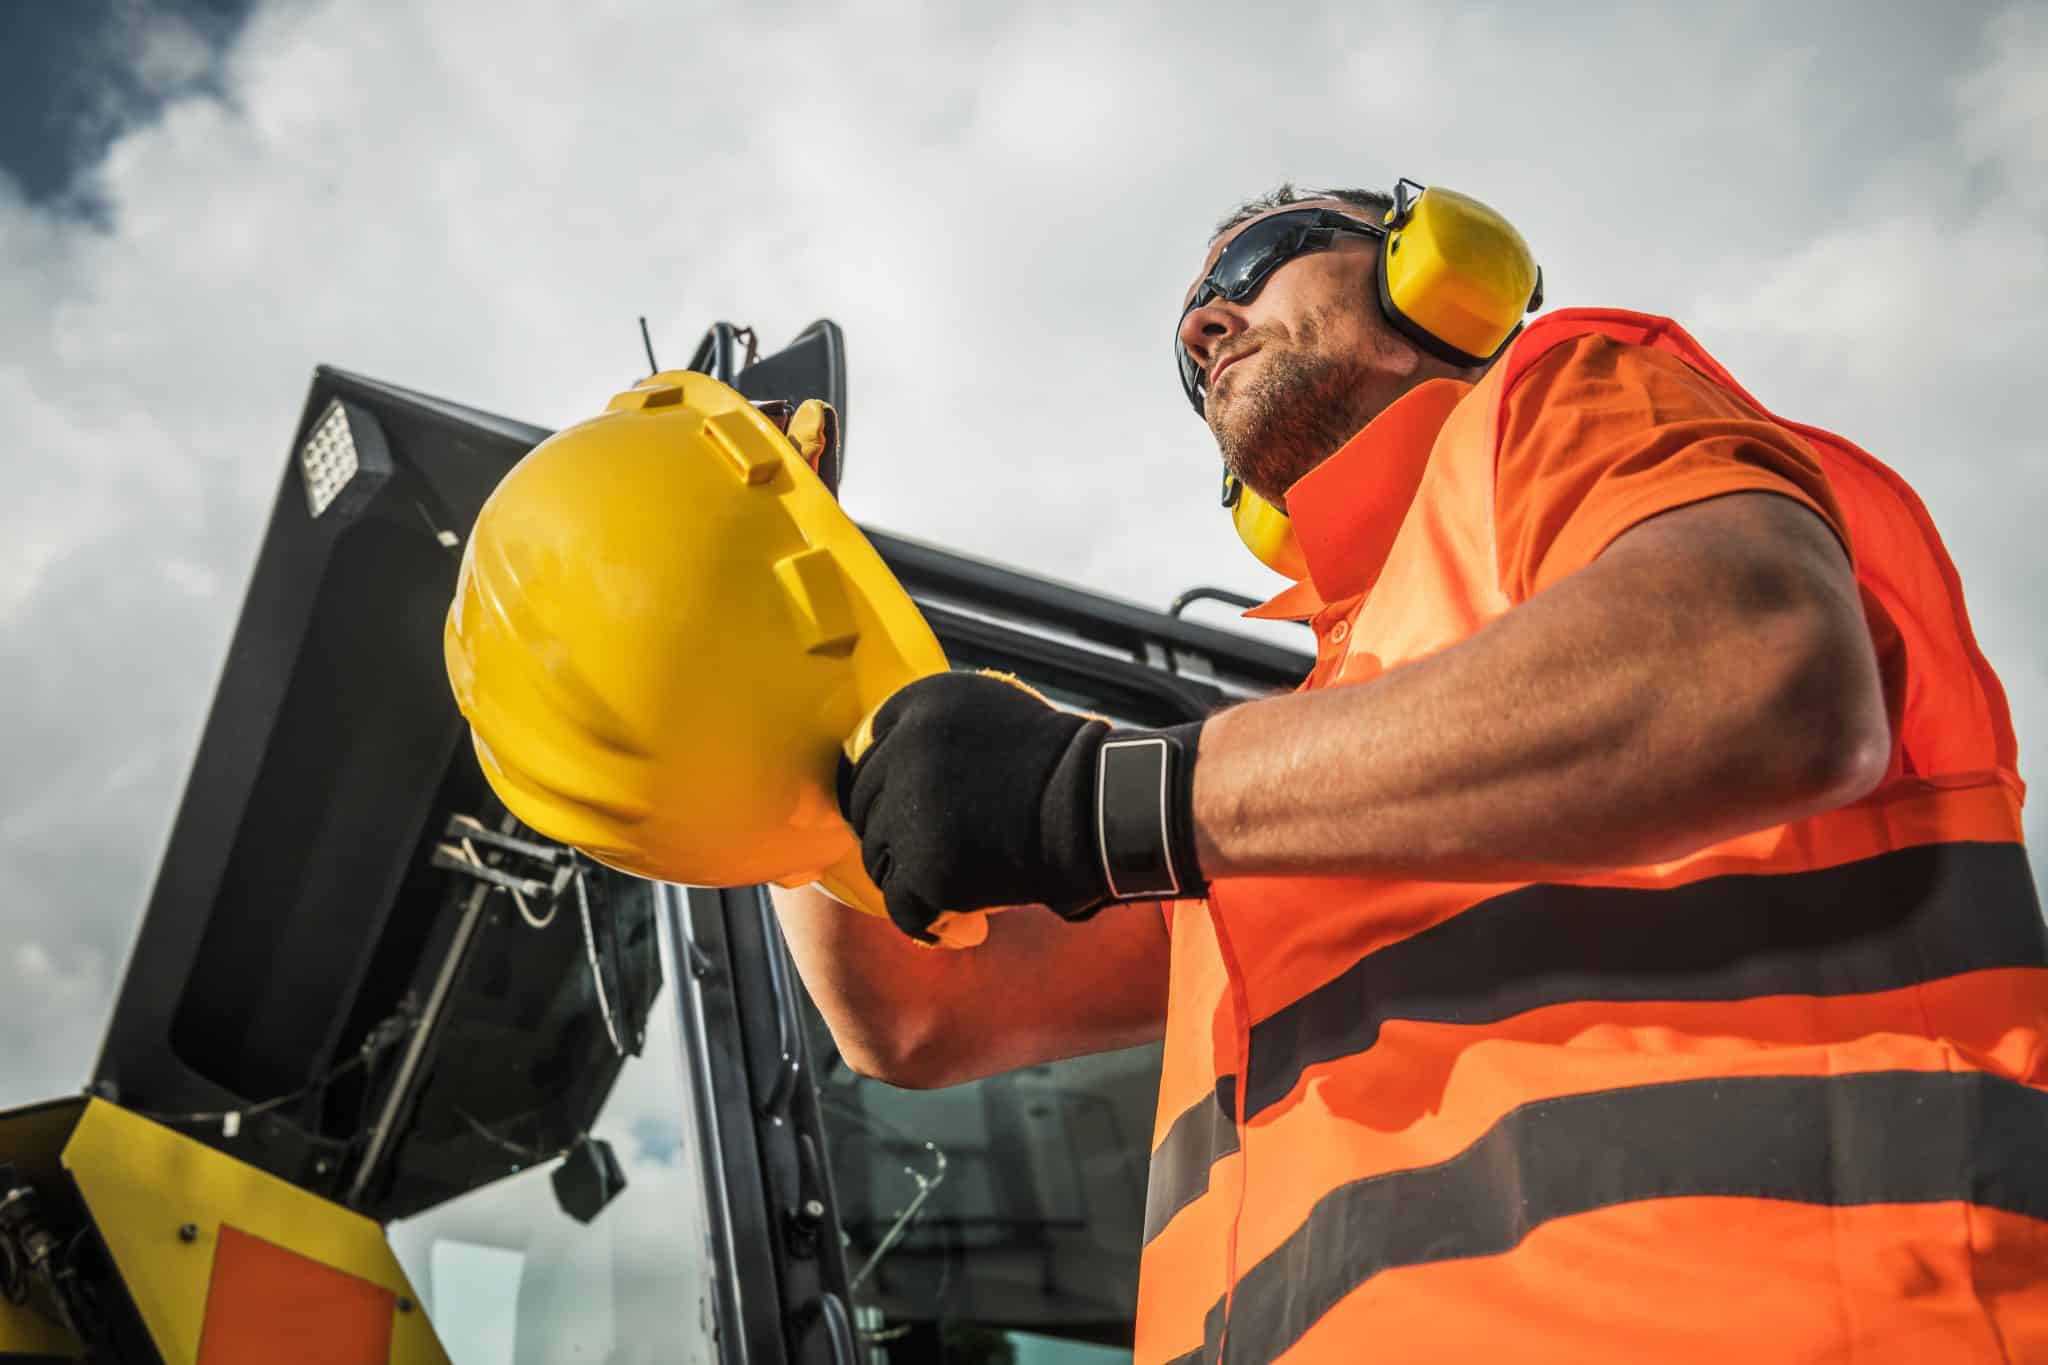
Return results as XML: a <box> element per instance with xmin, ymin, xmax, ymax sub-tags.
<box><xmin>1</xmin><ymin>1097</ymin><xmax>448</xmax><ymax>1363</ymax></box>
<box><xmin>61</xmin><ymin>1100</ymin><xmax>447</xmax><ymax>1364</ymax></box>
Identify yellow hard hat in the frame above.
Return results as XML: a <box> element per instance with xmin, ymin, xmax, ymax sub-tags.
<box><xmin>444</xmin><ymin>369</ymin><xmax>948</xmax><ymax>926</ymax></box>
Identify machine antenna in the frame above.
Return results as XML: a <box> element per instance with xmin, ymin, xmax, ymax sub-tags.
<box><xmin>638</xmin><ymin>316</ymin><xmax>659</xmax><ymax>376</ymax></box>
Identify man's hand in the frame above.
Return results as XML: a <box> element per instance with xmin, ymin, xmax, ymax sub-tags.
<box><xmin>837</xmin><ymin>673</ymin><xmax>1205</xmax><ymax>942</ymax></box>
<box><xmin>837</xmin><ymin>673</ymin><xmax>1109</xmax><ymax>939</ymax></box>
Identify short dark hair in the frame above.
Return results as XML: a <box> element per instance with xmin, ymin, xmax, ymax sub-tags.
<box><xmin>1213</xmin><ymin>183</ymin><xmax>1395</xmax><ymax>240</ymax></box>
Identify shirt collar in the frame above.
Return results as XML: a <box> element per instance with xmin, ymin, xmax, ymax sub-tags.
<box><xmin>1242</xmin><ymin>377</ymin><xmax>1472</xmax><ymax>621</ymax></box>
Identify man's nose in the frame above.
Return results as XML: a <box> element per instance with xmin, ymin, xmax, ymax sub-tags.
<box><xmin>1178</xmin><ymin>301</ymin><xmax>1246</xmax><ymax>373</ymax></box>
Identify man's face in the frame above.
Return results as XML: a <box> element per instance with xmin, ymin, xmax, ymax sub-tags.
<box><xmin>1178</xmin><ymin>199</ymin><xmax>1423</xmax><ymax>508</ymax></box>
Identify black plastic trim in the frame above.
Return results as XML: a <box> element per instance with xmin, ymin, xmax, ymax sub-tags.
<box><xmin>682</xmin><ymin>886</ymin><xmax>858</xmax><ymax>1365</ymax></box>
<box><xmin>869</xmin><ymin>527</ymin><xmax>1312</xmax><ymax>690</ymax></box>
<box><xmin>676</xmin><ymin>886</ymin><xmax>791</xmax><ymax>1365</ymax></box>
<box><xmin>922</xmin><ymin>603</ymin><xmax>1227</xmax><ymax>724</ymax></box>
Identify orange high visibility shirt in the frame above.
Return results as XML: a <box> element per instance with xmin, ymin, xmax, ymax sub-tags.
<box><xmin>1136</xmin><ymin>309</ymin><xmax>2048</xmax><ymax>1365</ymax></box>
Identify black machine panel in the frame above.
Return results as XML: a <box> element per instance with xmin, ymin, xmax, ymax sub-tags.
<box><xmin>93</xmin><ymin>365</ymin><xmax>564</xmax><ymax>1210</ymax></box>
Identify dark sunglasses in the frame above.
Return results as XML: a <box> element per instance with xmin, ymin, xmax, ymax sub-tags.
<box><xmin>1175</xmin><ymin>207</ymin><xmax>1386</xmax><ymax>417</ymax></box>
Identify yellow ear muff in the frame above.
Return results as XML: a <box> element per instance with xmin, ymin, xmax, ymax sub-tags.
<box><xmin>1378</xmin><ymin>182</ymin><xmax>1542</xmax><ymax>367</ymax></box>
<box><xmin>1227</xmin><ymin>478</ymin><xmax>1308</xmax><ymax>580</ymax></box>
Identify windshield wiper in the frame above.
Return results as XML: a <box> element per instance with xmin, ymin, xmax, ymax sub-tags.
<box><xmin>819</xmin><ymin>1095</ymin><xmax>950</xmax><ymax>1291</ymax></box>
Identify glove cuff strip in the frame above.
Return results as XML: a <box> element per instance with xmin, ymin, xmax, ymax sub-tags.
<box><xmin>1096</xmin><ymin>724</ymin><xmax>1205</xmax><ymax>900</ymax></box>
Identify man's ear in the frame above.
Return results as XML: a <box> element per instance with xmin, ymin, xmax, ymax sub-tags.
<box><xmin>1371</xmin><ymin>319</ymin><xmax>1428</xmax><ymax>379</ymax></box>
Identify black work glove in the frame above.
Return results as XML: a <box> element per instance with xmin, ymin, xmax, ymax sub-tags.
<box><xmin>836</xmin><ymin>671</ymin><xmax>1207</xmax><ymax>943</ymax></box>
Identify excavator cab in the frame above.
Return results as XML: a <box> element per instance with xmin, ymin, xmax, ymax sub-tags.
<box><xmin>0</xmin><ymin>321</ymin><xmax>1310</xmax><ymax>1363</ymax></box>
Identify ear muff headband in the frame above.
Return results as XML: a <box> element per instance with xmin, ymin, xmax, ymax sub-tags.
<box><xmin>1216</xmin><ymin>179</ymin><xmax>1543</xmax><ymax>581</ymax></box>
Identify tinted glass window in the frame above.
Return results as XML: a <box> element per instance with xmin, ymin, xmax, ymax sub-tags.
<box><xmin>809</xmin><ymin>1004</ymin><xmax>1158</xmax><ymax>1363</ymax></box>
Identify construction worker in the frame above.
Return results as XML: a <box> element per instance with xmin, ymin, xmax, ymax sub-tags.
<box><xmin>772</xmin><ymin>181</ymin><xmax>2048</xmax><ymax>1362</ymax></box>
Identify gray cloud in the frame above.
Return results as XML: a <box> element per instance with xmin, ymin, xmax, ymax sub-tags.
<box><xmin>1</xmin><ymin>0</ymin><xmax>2042</xmax><ymax>1106</ymax></box>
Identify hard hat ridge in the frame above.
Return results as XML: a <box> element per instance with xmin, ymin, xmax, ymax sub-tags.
<box><xmin>445</xmin><ymin>368</ymin><xmax>948</xmax><ymax>917</ymax></box>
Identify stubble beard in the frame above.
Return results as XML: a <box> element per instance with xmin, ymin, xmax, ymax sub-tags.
<box><xmin>1210</xmin><ymin>326</ymin><xmax>1382</xmax><ymax>507</ymax></box>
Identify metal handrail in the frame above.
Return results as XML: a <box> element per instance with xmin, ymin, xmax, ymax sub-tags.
<box><xmin>1168</xmin><ymin>585</ymin><xmax>1265</xmax><ymax>618</ymax></box>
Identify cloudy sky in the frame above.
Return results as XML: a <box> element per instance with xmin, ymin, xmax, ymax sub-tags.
<box><xmin>3</xmin><ymin>0</ymin><xmax>2044</xmax><ymax>1109</ymax></box>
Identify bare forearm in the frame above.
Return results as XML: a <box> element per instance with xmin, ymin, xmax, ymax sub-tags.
<box><xmin>769</xmin><ymin>883</ymin><xmax>962</xmax><ymax>1079</ymax></box>
<box><xmin>769</xmin><ymin>884</ymin><xmax>1168</xmax><ymax>1087</ymax></box>
<box><xmin>1193</xmin><ymin>496</ymin><xmax>1891</xmax><ymax>881</ymax></box>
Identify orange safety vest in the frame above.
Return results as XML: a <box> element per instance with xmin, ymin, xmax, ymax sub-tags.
<box><xmin>1136</xmin><ymin>308</ymin><xmax>2048</xmax><ymax>1365</ymax></box>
